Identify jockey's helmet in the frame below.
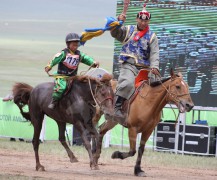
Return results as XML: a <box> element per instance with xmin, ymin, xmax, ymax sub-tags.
<box><xmin>65</xmin><ymin>33</ymin><xmax>80</xmax><ymax>43</ymax></box>
<box><xmin>137</xmin><ymin>3</ymin><xmax>151</xmax><ymax>20</ymax></box>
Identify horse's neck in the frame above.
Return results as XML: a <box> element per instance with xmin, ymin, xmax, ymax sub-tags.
<box><xmin>140</xmin><ymin>81</ymin><xmax>170</xmax><ymax>112</ymax></box>
<box><xmin>70</xmin><ymin>81</ymin><xmax>96</xmax><ymax>102</ymax></box>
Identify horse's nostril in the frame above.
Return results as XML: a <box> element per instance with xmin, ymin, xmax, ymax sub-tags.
<box><xmin>186</xmin><ymin>103</ymin><xmax>194</xmax><ymax>110</ymax></box>
<box><xmin>104</xmin><ymin>112</ymin><xmax>113</xmax><ymax>120</ymax></box>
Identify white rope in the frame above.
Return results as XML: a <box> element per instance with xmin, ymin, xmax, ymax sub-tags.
<box><xmin>88</xmin><ymin>77</ymin><xmax>99</xmax><ymax>108</ymax></box>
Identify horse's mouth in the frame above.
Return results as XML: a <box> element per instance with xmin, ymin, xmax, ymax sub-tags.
<box><xmin>179</xmin><ymin>102</ymin><xmax>186</xmax><ymax>113</ymax></box>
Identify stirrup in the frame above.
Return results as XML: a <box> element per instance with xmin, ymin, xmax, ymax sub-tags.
<box><xmin>113</xmin><ymin>110</ymin><xmax>127</xmax><ymax>127</ymax></box>
<box><xmin>48</xmin><ymin>100</ymin><xmax>58</xmax><ymax>109</ymax></box>
<box><xmin>48</xmin><ymin>103</ymin><xmax>56</xmax><ymax>109</ymax></box>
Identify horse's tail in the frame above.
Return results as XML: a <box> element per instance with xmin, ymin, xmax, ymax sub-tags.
<box><xmin>12</xmin><ymin>82</ymin><xmax>33</xmax><ymax>122</ymax></box>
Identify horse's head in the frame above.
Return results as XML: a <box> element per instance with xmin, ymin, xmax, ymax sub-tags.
<box><xmin>93</xmin><ymin>73</ymin><xmax>114</xmax><ymax>115</ymax></box>
<box><xmin>166</xmin><ymin>69</ymin><xmax>194</xmax><ymax>113</ymax></box>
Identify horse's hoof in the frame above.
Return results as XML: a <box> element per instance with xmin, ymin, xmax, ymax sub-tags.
<box><xmin>111</xmin><ymin>151</ymin><xmax>122</xmax><ymax>159</ymax></box>
<box><xmin>36</xmin><ymin>165</ymin><xmax>45</xmax><ymax>171</ymax></box>
<box><xmin>90</xmin><ymin>164</ymin><xmax>100</xmax><ymax>170</ymax></box>
<box><xmin>92</xmin><ymin>165</ymin><xmax>100</xmax><ymax>170</ymax></box>
<box><xmin>134</xmin><ymin>167</ymin><xmax>145</xmax><ymax>177</ymax></box>
<box><xmin>135</xmin><ymin>171</ymin><xmax>146</xmax><ymax>177</ymax></box>
<box><xmin>70</xmin><ymin>157</ymin><xmax>78</xmax><ymax>163</ymax></box>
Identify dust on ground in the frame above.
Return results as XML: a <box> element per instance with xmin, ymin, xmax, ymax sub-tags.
<box><xmin>0</xmin><ymin>148</ymin><xmax>216</xmax><ymax>180</ymax></box>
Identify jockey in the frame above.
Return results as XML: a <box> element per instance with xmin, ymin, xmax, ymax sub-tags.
<box><xmin>110</xmin><ymin>4</ymin><xmax>160</xmax><ymax>120</ymax></box>
<box><xmin>45</xmin><ymin>32</ymin><xmax>99</xmax><ymax>109</ymax></box>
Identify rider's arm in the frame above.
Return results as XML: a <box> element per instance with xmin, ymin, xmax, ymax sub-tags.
<box><xmin>110</xmin><ymin>25</ymin><xmax>127</xmax><ymax>43</ymax></box>
<box><xmin>110</xmin><ymin>14</ymin><xmax>127</xmax><ymax>42</ymax></box>
<box><xmin>80</xmin><ymin>52</ymin><xmax>95</xmax><ymax>66</ymax></box>
<box><xmin>149</xmin><ymin>33</ymin><xmax>160</xmax><ymax>70</ymax></box>
<box><xmin>46</xmin><ymin>51</ymin><xmax>66</xmax><ymax>68</ymax></box>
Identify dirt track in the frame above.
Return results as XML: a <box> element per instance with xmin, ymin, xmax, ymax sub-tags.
<box><xmin>0</xmin><ymin>148</ymin><xmax>217</xmax><ymax>180</ymax></box>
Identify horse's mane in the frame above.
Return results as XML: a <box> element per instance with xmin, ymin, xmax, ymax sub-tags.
<box><xmin>150</xmin><ymin>74</ymin><xmax>180</xmax><ymax>87</ymax></box>
<box><xmin>150</xmin><ymin>77</ymin><xmax>170</xmax><ymax>87</ymax></box>
<box><xmin>67</xmin><ymin>73</ymin><xmax>113</xmax><ymax>85</ymax></box>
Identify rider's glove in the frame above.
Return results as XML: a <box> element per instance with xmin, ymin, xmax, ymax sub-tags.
<box><xmin>92</xmin><ymin>61</ymin><xmax>99</xmax><ymax>68</ymax></box>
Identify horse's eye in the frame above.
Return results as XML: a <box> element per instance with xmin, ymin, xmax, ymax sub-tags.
<box><xmin>101</xmin><ymin>89</ymin><xmax>106</xmax><ymax>96</ymax></box>
<box><xmin>176</xmin><ymin>85</ymin><xmax>180</xmax><ymax>89</ymax></box>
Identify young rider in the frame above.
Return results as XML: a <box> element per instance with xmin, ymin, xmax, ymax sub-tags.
<box><xmin>45</xmin><ymin>32</ymin><xmax>99</xmax><ymax>109</ymax></box>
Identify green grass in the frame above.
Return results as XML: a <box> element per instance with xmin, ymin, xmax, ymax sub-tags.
<box><xmin>0</xmin><ymin>139</ymin><xmax>216</xmax><ymax>170</ymax></box>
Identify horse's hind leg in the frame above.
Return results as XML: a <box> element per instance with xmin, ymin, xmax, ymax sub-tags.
<box><xmin>57</xmin><ymin>121</ymin><xmax>78</xmax><ymax>163</ymax></box>
<box><xmin>111</xmin><ymin>127</ymin><xmax>137</xmax><ymax>160</ymax></box>
<box><xmin>31</xmin><ymin>112</ymin><xmax>45</xmax><ymax>171</ymax></box>
<box><xmin>134</xmin><ymin>130</ymin><xmax>152</xmax><ymax>177</ymax></box>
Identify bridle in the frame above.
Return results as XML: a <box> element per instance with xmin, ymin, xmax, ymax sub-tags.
<box><xmin>88</xmin><ymin>78</ymin><xmax>113</xmax><ymax>108</ymax></box>
<box><xmin>161</xmin><ymin>77</ymin><xmax>190</xmax><ymax>104</ymax></box>
<box><xmin>159</xmin><ymin>76</ymin><xmax>190</xmax><ymax>124</ymax></box>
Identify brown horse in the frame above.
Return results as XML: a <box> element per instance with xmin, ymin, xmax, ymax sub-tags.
<box><xmin>93</xmin><ymin>69</ymin><xmax>194</xmax><ymax>176</ymax></box>
<box><xmin>12</xmin><ymin>74</ymin><xmax>114</xmax><ymax>171</ymax></box>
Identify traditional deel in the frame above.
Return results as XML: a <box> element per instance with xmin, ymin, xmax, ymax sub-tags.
<box><xmin>119</xmin><ymin>25</ymin><xmax>155</xmax><ymax>67</ymax></box>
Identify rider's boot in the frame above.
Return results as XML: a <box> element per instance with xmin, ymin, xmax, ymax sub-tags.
<box><xmin>113</xmin><ymin>96</ymin><xmax>126</xmax><ymax>123</ymax></box>
<box><xmin>48</xmin><ymin>98</ymin><xmax>58</xmax><ymax>109</ymax></box>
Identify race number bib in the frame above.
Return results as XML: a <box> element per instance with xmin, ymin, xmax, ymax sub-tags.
<box><xmin>63</xmin><ymin>53</ymin><xmax>79</xmax><ymax>69</ymax></box>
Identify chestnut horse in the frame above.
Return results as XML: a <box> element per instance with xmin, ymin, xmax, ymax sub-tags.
<box><xmin>12</xmin><ymin>74</ymin><xmax>114</xmax><ymax>171</ymax></box>
<box><xmin>94</xmin><ymin>69</ymin><xmax>194</xmax><ymax>176</ymax></box>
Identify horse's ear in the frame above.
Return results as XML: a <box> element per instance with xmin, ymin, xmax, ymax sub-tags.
<box><xmin>100</xmin><ymin>73</ymin><xmax>113</xmax><ymax>83</ymax></box>
<box><xmin>170</xmin><ymin>68</ymin><xmax>175</xmax><ymax>78</ymax></box>
<box><xmin>177</xmin><ymin>72</ymin><xmax>183</xmax><ymax>79</ymax></box>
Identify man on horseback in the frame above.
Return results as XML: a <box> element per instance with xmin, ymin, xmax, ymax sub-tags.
<box><xmin>45</xmin><ymin>32</ymin><xmax>99</xmax><ymax>109</ymax></box>
<box><xmin>110</xmin><ymin>4</ymin><xmax>160</xmax><ymax>121</ymax></box>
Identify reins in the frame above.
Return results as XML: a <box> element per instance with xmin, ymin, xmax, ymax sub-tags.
<box><xmin>158</xmin><ymin>75</ymin><xmax>190</xmax><ymax>125</ymax></box>
<box><xmin>87</xmin><ymin>77</ymin><xmax>113</xmax><ymax>108</ymax></box>
<box><xmin>80</xmin><ymin>63</ymin><xmax>98</xmax><ymax>76</ymax></box>
<box><xmin>88</xmin><ymin>77</ymin><xmax>99</xmax><ymax>108</ymax></box>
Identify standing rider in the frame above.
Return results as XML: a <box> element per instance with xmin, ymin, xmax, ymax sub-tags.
<box><xmin>45</xmin><ymin>32</ymin><xmax>99</xmax><ymax>109</ymax></box>
<box><xmin>110</xmin><ymin>4</ymin><xmax>160</xmax><ymax>120</ymax></box>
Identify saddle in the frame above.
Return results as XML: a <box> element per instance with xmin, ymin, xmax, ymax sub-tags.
<box><xmin>135</xmin><ymin>69</ymin><xmax>149</xmax><ymax>88</ymax></box>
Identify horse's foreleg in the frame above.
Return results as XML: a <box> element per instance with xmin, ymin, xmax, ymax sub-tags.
<box><xmin>91</xmin><ymin>135</ymin><xmax>97</xmax><ymax>154</ymax></box>
<box><xmin>112</xmin><ymin>127</ymin><xmax>137</xmax><ymax>160</ymax></box>
<box><xmin>92</xmin><ymin>106</ymin><xmax>103</xmax><ymax>125</ymax></box>
<box><xmin>134</xmin><ymin>129</ymin><xmax>153</xmax><ymax>177</ymax></box>
<box><xmin>90</xmin><ymin>127</ymin><xmax>99</xmax><ymax>155</ymax></box>
<box><xmin>57</xmin><ymin>122</ymin><xmax>78</xmax><ymax>163</ymax></box>
<box><xmin>94</xmin><ymin>120</ymin><xmax>118</xmax><ymax>164</ymax></box>
<box><xmin>75</xmin><ymin>122</ymin><xmax>98</xmax><ymax>170</ymax></box>
<box><xmin>32</xmin><ymin>117</ymin><xmax>45</xmax><ymax>171</ymax></box>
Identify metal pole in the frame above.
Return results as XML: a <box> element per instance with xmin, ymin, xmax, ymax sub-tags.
<box><xmin>174</xmin><ymin>118</ymin><xmax>180</xmax><ymax>154</ymax></box>
<box><xmin>121</xmin><ymin>126</ymin><xmax>124</xmax><ymax>150</ymax></box>
<box><xmin>181</xmin><ymin>113</ymin><xmax>186</xmax><ymax>155</ymax></box>
<box><xmin>192</xmin><ymin>109</ymin><xmax>195</xmax><ymax>124</ymax></box>
<box><xmin>65</xmin><ymin>128</ymin><xmax>71</xmax><ymax>146</ymax></box>
<box><xmin>215</xmin><ymin>134</ymin><xmax>217</xmax><ymax>158</ymax></box>
<box><xmin>104</xmin><ymin>130</ymin><xmax>111</xmax><ymax>148</ymax></box>
<box><xmin>153</xmin><ymin>127</ymin><xmax>156</xmax><ymax>151</ymax></box>
<box><xmin>71</xmin><ymin>125</ymin><xmax>74</xmax><ymax>146</ymax></box>
<box><xmin>40</xmin><ymin>116</ymin><xmax>46</xmax><ymax>142</ymax></box>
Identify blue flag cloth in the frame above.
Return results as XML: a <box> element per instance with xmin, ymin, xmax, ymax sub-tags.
<box><xmin>80</xmin><ymin>17</ymin><xmax>123</xmax><ymax>45</ymax></box>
